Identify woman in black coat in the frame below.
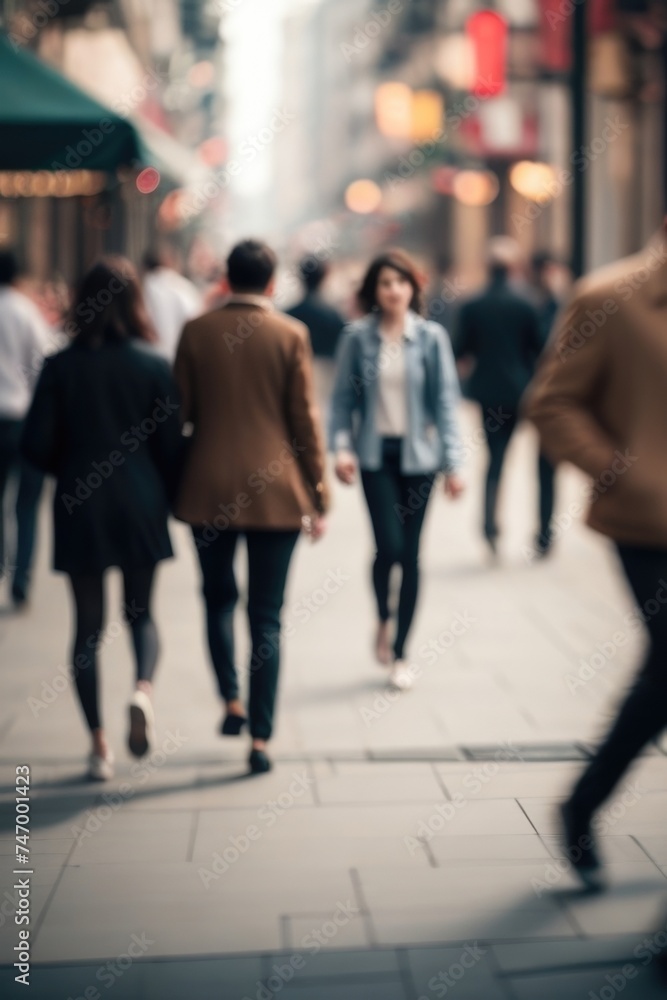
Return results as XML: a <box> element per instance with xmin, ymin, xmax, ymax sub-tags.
<box><xmin>21</xmin><ymin>257</ymin><xmax>184</xmax><ymax>781</ymax></box>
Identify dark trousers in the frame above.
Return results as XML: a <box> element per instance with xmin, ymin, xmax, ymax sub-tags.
<box><xmin>0</xmin><ymin>418</ymin><xmax>44</xmax><ymax>592</ymax></box>
<box><xmin>569</xmin><ymin>544</ymin><xmax>667</xmax><ymax>821</ymax></box>
<box><xmin>360</xmin><ymin>437</ymin><xmax>434</xmax><ymax>661</ymax></box>
<box><xmin>481</xmin><ymin>407</ymin><xmax>555</xmax><ymax>546</ymax></box>
<box><xmin>193</xmin><ymin>527</ymin><xmax>299</xmax><ymax>741</ymax></box>
<box><xmin>68</xmin><ymin>567</ymin><xmax>159</xmax><ymax>732</ymax></box>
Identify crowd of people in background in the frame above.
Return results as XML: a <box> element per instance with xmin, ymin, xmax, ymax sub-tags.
<box><xmin>11</xmin><ymin>221</ymin><xmax>665</xmax><ymax>898</ymax></box>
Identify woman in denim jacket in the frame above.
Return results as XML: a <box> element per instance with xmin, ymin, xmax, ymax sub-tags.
<box><xmin>329</xmin><ymin>250</ymin><xmax>464</xmax><ymax>690</ymax></box>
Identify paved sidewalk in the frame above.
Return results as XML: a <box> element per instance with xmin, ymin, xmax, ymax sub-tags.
<box><xmin>1</xmin><ymin>405</ymin><xmax>667</xmax><ymax>998</ymax></box>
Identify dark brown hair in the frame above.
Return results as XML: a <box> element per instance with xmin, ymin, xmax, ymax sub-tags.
<box><xmin>227</xmin><ymin>239</ymin><xmax>277</xmax><ymax>292</ymax></box>
<box><xmin>357</xmin><ymin>249</ymin><xmax>425</xmax><ymax>316</ymax></box>
<box><xmin>68</xmin><ymin>256</ymin><xmax>156</xmax><ymax>345</ymax></box>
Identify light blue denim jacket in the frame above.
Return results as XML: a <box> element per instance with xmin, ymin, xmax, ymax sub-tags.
<box><xmin>328</xmin><ymin>310</ymin><xmax>463</xmax><ymax>474</ymax></box>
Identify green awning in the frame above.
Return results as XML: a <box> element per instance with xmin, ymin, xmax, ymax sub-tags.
<box><xmin>0</xmin><ymin>34</ymin><xmax>143</xmax><ymax>170</ymax></box>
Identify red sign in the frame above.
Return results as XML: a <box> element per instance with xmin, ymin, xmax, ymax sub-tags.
<box><xmin>466</xmin><ymin>10</ymin><xmax>508</xmax><ymax>97</ymax></box>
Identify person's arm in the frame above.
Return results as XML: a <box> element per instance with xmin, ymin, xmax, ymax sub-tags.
<box><xmin>173</xmin><ymin>323</ymin><xmax>195</xmax><ymax>426</ymax></box>
<box><xmin>430</xmin><ymin>324</ymin><xmax>464</xmax><ymax>475</ymax></box>
<box><xmin>20</xmin><ymin>356</ymin><xmax>61</xmax><ymax>475</ymax></box>
<box><xmin>328</xmin><ymin>326</ymin><xmax>359</xmax><ymax>453</ymax></box>
<box><xmin>286</xmin><ymin>331</ymin><xmax>330</xmax><ymax>515</ymax></box>
<box><xmin>523</xmin><ymin>303</ymin><xmax>544</xmax><ymax>368</ymax></box>
<box><xmin>523</xmin><ymin>287</ymin><xmax>616</xmax><ymax>478</ymax></box>
<box><xmin>148</xmin><ymin>359</ymin><xmax>185</xmax><ymax>505</ymax></box>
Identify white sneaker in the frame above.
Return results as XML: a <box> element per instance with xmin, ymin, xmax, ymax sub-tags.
<box><xmin>388</xmin><ymin>661</ymin><xmax>414</xmax><ymax>691</ymax></box>
<box><xmin>128</xmin><ymin>690</ymin><xmax>155</xmax><ymax>758</ymax></box>
<box><xmin>88</xmin><ymin>749</ymin><xmax>115</xmax><ymax>781</ymax></box>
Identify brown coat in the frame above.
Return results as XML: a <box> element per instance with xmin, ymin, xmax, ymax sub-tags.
<box><xmin>524</xmin><ymin>232</ymin><xmax>667</xmax><ymax>547</ymax></box>
<box><xmin>173</xmin><ymin>298</ymin><xmax>329</xmax><ymax>530</ymax></box>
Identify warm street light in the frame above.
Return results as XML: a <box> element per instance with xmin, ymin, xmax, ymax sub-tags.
<box><xmin>345</xmin><ymin>179</ymin><xmax>382</xmax><ymax>214</ymax></box>
<box><xmin>375</xmin><ymin>82</ymin><xmax>413</xmax><ymax>139</ymax></box>
<box><xmin>452</xmin><ymin>169</ymin><xmax>499</xmax><ymax>207</ymax></box>
<box><xmin>509</xmin><ymin>160</ymin><xmax>558</xmax><ymax>203</ymax></box>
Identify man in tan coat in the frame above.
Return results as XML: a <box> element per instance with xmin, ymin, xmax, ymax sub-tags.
<box><xmin>524</xmin><ymin>222</ymin><xmax>667</xmax><ymax>884</ymax></box>
<box><xmin>174</xmin><ymin>239</ymin><xmax>329</xmax><ymax>773</ymax></box>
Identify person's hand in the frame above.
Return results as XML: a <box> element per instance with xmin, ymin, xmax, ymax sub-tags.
<box><xmin>301</xmin><ymin>514</ymin><xmax>327</xmax><ymax>542</ymax></box>
<box><xmin>443</xmin><ymin>473</ymin><xmax>465</xmax><ymax>499</ymax></box>
<box><xmin>334</xmin><ymin>449</ymin><xmax>356</xmax><ymax>485</ymax></box>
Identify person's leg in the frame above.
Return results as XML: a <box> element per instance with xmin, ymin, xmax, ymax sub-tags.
<box><xmin>482</xmin><ymin>409</ymin><xmax>517</xmax><ymax>544</ymax></box>
<box><xmin>360</xmin><ymin>453</ymin><xmax>404</xmax><ymax>623</ymax></box>
<box><xmin>13</xmin><ymin>459</ymin><xmax>45</xmax><ymax>603</ymax></box>
<box><xmin>192</xmin><ymin>527</ymin><xmax>244</xmax><ymax>717</ymax></box>
<box><xmin>68</xmin><ymin>573</ymin><xmax>107</xmax><ymax>756</ymax></box>
<box><xmin>537</xmin><ymin>452</ymin><xmax>556</xmax><ymax>553</ymax></box>
<box><xmin>0</xmin><ymin>419</ymin><xmax>21</xmax><ymax>580</ymax></box>
<box><xmin>245</xmin><ymin>530</ymin><xmax>300</xmax><ymax>747</ymax></box>
<box><xmin>122</xmin><ymin>566</ymin><xmax>159</xmax><ymax>688</ymax></box>
<box><xmin>568</xmin><ymin>544</ymin><xmax>667</xmax><ymax>827</ymax></box>
<box><xmin>393</xmin><ymin>472</ymin><xmax>435</xmax><ymax>661</ymax></box>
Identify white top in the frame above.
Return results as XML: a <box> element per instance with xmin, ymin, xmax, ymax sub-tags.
<box><xmin>375</xmin><ymin>334</ymin><xmax>407</xmax><ymax>437</ymax></box>
<box><xmin>0</xmin><ymin>287</ymin><xmax>53</xmax><ymax>420</ymax></box>
<box><xmin>143</xmin><ymin>267</ymin><xmax>202</xmax><ymax>360</ymax></box>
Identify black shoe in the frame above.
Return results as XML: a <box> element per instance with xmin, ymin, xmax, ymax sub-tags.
<box><xmin>11</xmin><ymin>580</ymin><xmax>28</xmax><ymax>608</ymax></box>
<box><xmin>221</xmin><ymin>713</ymin><xmax>248</xmax><ymax>736</ymax></box>
<box><xmin>535</xmin><ymin>534</ymin><xmax>553</xmax><ymax>559</ymax></box>
<box><xmin>560</xmin><ymin>801</ymin><xmax>604</xmax><ymax>889</ymax></box>
<box><xmin>484</xmin><ymin>532</ymin><xmax>498</xmax><ymax>556</ymax></box>
<box><xmin>249</xmin><ymin>748</ymin><xmax>272</xmax><ymax>774</ymax></box>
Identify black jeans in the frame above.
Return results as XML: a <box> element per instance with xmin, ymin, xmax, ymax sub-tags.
<box><xmin>0</xmin><ymin>417</ymin><xmax>44</xmax><ymax>592</ymax></box>
<box><xmin>193</xmin><ymin>527</ymin><xmax>299</xmax><ymax>741</ymax></box>
<box><xmin>569</xmin><ymin>544</ymin><xmax>667</xmax><ymax>821</ymax></box>
<box><xmin>360</xmin><ymin>437</ymin><xmax>434</xmax><ymax>661</ymax></box>
<box><xmin>482</xmin><ymin>407</ymin><xmax>555</xmax><ymax>546</ymax></box>
<box><xmin>68</xmin><ymin>567</ymin><xmax>159</xmax><ymax>732</ymax></box>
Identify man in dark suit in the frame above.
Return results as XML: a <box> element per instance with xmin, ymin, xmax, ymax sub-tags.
<box><xmin>455</xmin><ymin>238</ymin><xmax>552</xmax><ymax>555</ymax></box>
<box><xmin>287</xmin><ymin>257</ymin><xmax>345</xmax><ymax>407</ymax></box>
<box><xmin>174</xmin><ymin>240</ymin><xmax>329</xmax><ymax>774</ymax></box>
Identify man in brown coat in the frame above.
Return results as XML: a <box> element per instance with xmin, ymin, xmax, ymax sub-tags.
<box><xmin>174</xmin><ymin>239</ymin><xmax>329</xmax><ymax>773</ymax></box>
<box><xmin>524</xmin><ymin>222</ymin><xmax>667</xmax><ymax>885</ymax></box>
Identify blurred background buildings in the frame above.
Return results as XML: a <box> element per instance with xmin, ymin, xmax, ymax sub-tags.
<box><xmin>0</xmin><ymin>0</ymin><xmax>664</xmax><ymax>296</ymax></box>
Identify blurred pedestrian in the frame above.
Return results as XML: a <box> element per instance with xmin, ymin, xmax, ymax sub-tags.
<box><xmin>174</xmin><ymin>239</ymin><xmax>329</xmax><ymax>775</ymax></box>
<box><xmin>142</xmin><ymin>246</ymin><xmax>202</xmax><ymax>360</ymax></box>
<box><xmin>525</xmin><ymin>221</ymin><xmax>667</xmax><ymax>886</ymax></box>
<box><xmin>287</xmin><ymin>256</ymin><xmax>346</xmax><ymax>407</ymax></box>
<box><xmin>454</xmin><ymin>237</ymin><xmax>551</xmax><ymax>556</ymax></box>
<box><xmin>527</xmin><ymin>251</ymin><xmax>562</xmax><ymax>345</ymax></box>
<box><xmin>329</xmin><ymin>249</ymin><xmax>464</xmax><ymax>691</ymax></box>
<box><xmin>0</xmin><ymin>250</ymin><xmax>52</xmax><ymax>607</ymax></box>
<box><xmin>21</xmin><ymin>258</ymin><xmax>183</xmax><ymax>782</ymax></box>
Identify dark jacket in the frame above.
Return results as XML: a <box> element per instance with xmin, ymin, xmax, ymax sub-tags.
<box><xmin>454</xmin><ymin>274</ymin><xmax>543</xmax><ymax>410</ymax></box>
<box><xmin>21</xmin><ymin>339</ymin><xmax>183</xmax><ymax>574</ymax></box>
<box><xmin>287</xmin><ymin>293</ymin><xmax>345</xmax><ymax>358</ymax></box>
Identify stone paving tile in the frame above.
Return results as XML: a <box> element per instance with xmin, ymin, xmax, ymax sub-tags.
<box><xmin>507</xmin><ymin>965</ymin><xmax>666</xmax><ymax>999</ymax></box>
<box><xmin>401</xmin><ymin>798</ymin><xmax>536</xmax><ymax>839</ymax></box>
<box><xmin>542</xmin><ymin>834</ymin><xmax>651</xmax><ymax>865</ymax></box>
<box><xmin>285</xmin><ymin>914</ymin><xmax>370</xmax><ymax>951</ymax></box>
<box><xmin>263</xmin><ymin>947</ymin><xmax>401</xmax><ymax>979</ymax></box>
<box><xmin>406</xmin><ymin>944</ymin><xmax>509</xmax><ymax>1000</ymax></box>
<box><xmin>557</xmin><ymin>863</ymin><xmax>667</xmax><ymax>936</ymax></box>
<box><xmin>435</xmin><ymin>762</ymin><xmax>580</xmax><ymax>800</ymax></box>
<box><xmin>492</xmin><ymin>936</ymin><xmax>649</xmax><ymax>972</ymax></box>
<box><xmin>371</xmin><ymin>905</ymin><xmax>576</xmax><ymax>946</ymax></box>
<box><xmin>314</xmin><ymin>771</ymin><xmax>444</xmax><ymax>805</ymax></box>
<box><xmin>227</xmin><ymin>834</ymin><xmax>430</xmax><ymax>869</ymax></box>
<box><xmin>427</xmin><ymin>834</ymin><xmax>552</xmax><ymax>866</ymax></box>
<box><xmin>275</xmin><ymin>983</ymin><xmax>408</xmax><ymax>1000</ymax></box>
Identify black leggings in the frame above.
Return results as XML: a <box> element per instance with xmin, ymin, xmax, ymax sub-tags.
<box><xmin>360</xmin><ymin>438</ymin><xmax>434</xmax><ymax>661</ymax></box>
<box><xmin>570</xmin><ymin>544</ymin><xmax>667</xmax><ymax>819</ymax></box>
<box><xmin>68</xmin><ymin>566</ymin><xmax>159</xmax><ymax>732</ymax></box>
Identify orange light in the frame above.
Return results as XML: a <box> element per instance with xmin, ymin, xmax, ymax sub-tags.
<box><xmin>375</xmin><ymin>82</ymin><xmax>413</xmax><ymax>139</ymax></box>
<box><xmin>345</xmin><ymin>179</ymin><xmax>382</xmax><ymax>214</ymax></box>
<box><xmin>509</xmin><ymin>161</ymin><xmax>558</xmax><ymax>203</ymax></box>
<box><xmin>452</xmin><ymin>170</ymin><xmax>499</xmax><ymax>207</ymax></box>
<box><xmin>411</xmin><ymin>90</ymin><xmax>444</xmax><ymax>142</ymax></box>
